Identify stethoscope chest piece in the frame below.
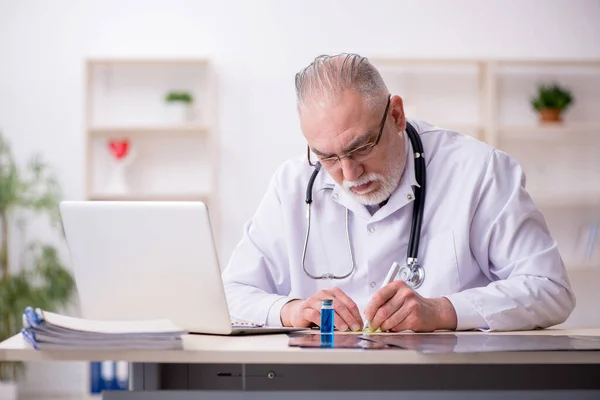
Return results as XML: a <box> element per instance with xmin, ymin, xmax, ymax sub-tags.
<box><xmin>397</xmin><ymin>262</ymin><xmax>425</xmax><ymax>290</ymax></box>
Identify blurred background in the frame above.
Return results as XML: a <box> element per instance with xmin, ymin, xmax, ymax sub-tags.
<box><xmin>0</xmin><ymin>0</ymin><xmax>599</xmax><ymax>398</ymax></box>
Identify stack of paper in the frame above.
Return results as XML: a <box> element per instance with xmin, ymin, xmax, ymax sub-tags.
<box><xmin>21</xmin><ymin>306</ymin><xmax>186</xmax><ymax>350</ymax></box>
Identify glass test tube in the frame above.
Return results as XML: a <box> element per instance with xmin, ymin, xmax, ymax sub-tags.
<box><xmin>320</xmin><ymin>298</ymin><xmax>334</xmax><ymax>334</ymax></box>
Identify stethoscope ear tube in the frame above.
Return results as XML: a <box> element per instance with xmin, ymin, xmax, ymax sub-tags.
<box><xmin>405</xmin><ymin>123</ymin><xmax>427</xmax><ymax>262</ymax></box>
<box><xmin>305</xmin><ymin>162</ymin><xmax>322</xmax><ymax>204</ymax></box>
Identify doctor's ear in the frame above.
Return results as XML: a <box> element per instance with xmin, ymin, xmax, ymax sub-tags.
<box><xmin>390</xmin><ymin>95</ymin><xmax>406</xmax><ymax>131</ymax></box>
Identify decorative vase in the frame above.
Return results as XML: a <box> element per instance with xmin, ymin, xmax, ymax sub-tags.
<box><xmin>0</xmin><ymin>381</ymin><xmax>18</xmax><ymax>400</ymax></box>
<box><xmin>106</xmin><ymin>139</ymin><xmax>136</xmax><ymax>195</ymax></box>
<box><xmin>538</xmin><ymin>108</ymin><xmax>562</xmax><ymax>123</ymax></box>
<box><xmin>164</xmin><ymin>102</ymin><xmax>191</xmax><ymax>125</ymax></box>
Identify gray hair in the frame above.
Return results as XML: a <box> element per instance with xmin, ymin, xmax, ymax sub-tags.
<box><xmin>294</xmin><ymin>53</ymin><xmax>389</xmax><ymax>112</ymax></box>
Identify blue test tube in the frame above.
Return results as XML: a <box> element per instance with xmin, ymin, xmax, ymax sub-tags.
<box><xmin>320</xmin><ymin>333</ymin><xmax>334</xmax><ymax>348</ymax></box>
<box><xmin>320</xmin><ymin>299</ymin><xmax>334</xmax><ymax>334</ymax></box>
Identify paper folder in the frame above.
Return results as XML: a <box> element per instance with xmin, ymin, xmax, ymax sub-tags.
<box><xmin>21</xmin><ymin>306</ymin><xmax>186</xmax><ymax>350</ymax></box>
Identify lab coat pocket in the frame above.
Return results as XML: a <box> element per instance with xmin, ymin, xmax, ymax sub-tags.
<box><xmin>416</xmin><ymin>230</ymin><xmax>459</xmax><ymax>297</ymax></box>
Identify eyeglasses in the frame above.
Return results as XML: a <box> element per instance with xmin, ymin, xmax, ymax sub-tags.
<box><xmin>307</xmin><ymin>94</ymin><xmax>391</xmax><ymax>169</ymax></box>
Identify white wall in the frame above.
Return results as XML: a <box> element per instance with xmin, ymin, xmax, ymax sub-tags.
<box><xmin>1</xmin><ymin>0</ymin><xmax>600</xmax><ymax>396</ymax></box>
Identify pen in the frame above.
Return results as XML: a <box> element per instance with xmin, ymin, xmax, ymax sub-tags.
<box><xmin>363</xmin><ymin>261</ymin><xmax>401</xmax><ymax>331</ymax></box>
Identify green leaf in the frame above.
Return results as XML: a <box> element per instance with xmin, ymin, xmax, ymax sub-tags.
<box><xmin>530</xmin><ymin>82</ymin><xmax>574</xmax><ymax>112</ymax></box>
<box><xmin>164</xmin><ymin>91</ymin><xmax>194</xmax><ymax>103</ymax></box>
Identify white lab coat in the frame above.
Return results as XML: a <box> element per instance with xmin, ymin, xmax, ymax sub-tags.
<box><xmin>222</xmin><ymin>119</ymin><xmax>576</xmax><ymax>331</ymax></box>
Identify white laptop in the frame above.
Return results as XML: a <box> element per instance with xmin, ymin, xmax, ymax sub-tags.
<box><xmin>59</xmin><ymin>200</ymin><xmax>306</xmax><ymax>336</ymax></box>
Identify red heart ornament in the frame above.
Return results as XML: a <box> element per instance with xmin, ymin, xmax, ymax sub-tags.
<box><xmin>108</xmin><ymin>139</ymin><xmax>130</xmax><ymax>160</ymax></box>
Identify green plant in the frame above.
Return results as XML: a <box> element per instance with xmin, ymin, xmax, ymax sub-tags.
<box><xmin>530</xmin><ymin>83</ymin><xmax>573</xmax><ymax>112</ymax></box>
<box><xmin>164</xmin><ymin>91</ymin><xmax>194</xmax><ymax>104</ymax></box>
<box><xmin>0</xmin><ymin>132</ymin><xmax>75</xmax><ymax>382</ymax></box>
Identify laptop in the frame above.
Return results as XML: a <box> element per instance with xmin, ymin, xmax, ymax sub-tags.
<box><xmin>59</xmin><ymin>200</ymin><xmax>306</xmax><ymax>335</ymax></box>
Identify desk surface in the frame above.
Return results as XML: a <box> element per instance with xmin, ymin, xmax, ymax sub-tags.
<box><xmin>2</xmin><ymin>328</ymin><xmax>600</xmax><ymax>365</ymax></box>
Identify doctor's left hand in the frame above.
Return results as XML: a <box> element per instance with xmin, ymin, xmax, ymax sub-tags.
<box><xmin>364</xmin><ymin>280</ymin><xmax>458</xmax><ymax>332</ymax></box>
<box><xmin>280</xmin><ymin>288</ymin><xmax>364</xmax><ymax>331</ymax></box>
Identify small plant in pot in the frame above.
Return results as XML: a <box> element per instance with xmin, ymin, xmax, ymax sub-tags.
<box><xmin>530</xmin><ymin>83</ymin><xmax>573</xmax><ymax>124</ymax></box>
<box><xmin>164</xmin><ymin>91</ymin><xmax>194</xmax><ymax>124</ymax></box>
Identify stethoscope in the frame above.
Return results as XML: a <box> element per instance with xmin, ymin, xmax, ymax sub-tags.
<box><xmin>301</xmin><ymin>122</ymin><xmax>427</xmax><ymax>290</ymax></box>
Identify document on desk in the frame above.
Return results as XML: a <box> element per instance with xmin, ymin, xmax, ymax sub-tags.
<box><xmin>358</xmin><ymin>333</ymin><xmax>600</xmax><ymax>353</ymax></box>
<box><xmin>21</xmin><ymin>306</ymin><xmax>186</xmax><ymax>350</ymax></box>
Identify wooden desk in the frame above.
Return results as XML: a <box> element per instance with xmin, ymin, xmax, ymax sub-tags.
<box><xmin>2</xmin><ymin>328</ymin><xmax>600</xmax><ymax>399</ymax></box>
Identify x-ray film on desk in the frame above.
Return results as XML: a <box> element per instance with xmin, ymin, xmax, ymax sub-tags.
<box><xmin>287</xmin><ymin>333</ymin><xmax>391</xmax><ymax>349</ymax></box>
<box><xmin>359</xmin><ymin>333</ymin><xmax>600</xmax><ymax>353</ymax></box>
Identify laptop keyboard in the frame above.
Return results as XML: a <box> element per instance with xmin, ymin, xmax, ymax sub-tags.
<box><xmin>231</xmin><ymin>321</ymin><xmax>264</xmax><ymax>328</ymax></box>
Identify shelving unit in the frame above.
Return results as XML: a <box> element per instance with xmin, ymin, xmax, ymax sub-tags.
<box><xmin>82</xmin><ymin>57</ymin><xmax>219</xmax><ymax>397</ymax></box>
<box><xmin>370</xmin><ymin>57</ymin><xmax>600</xmax><ymax>271</ymax></box>
<box><xmin>83</xmin><ymin>57</ymin><xmax>219</xmax><ymax>230</ymax></box>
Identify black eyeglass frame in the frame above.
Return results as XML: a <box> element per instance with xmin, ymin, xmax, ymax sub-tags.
<box><xmin>307</xmin><ymin>94</ymin><xmax>392</xmax><ymax>167</ymax></box>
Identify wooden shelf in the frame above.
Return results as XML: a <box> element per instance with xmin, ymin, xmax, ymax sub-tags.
<box><xmin>88</xmin><ymin>57</ymin><xmax>210</xmax><ymax>65</ymax></box>
<box><xmin>89</xmin><ymin>125</ymin><xmax>209</xmax><ymax>137</ymax></box>
<box><xmin>88</xmin><ymin>192</ymin><xmax>210</xmax><ymax>202</ymax></box>
<box><xmin>495</xmin><ymin>59</ymin><xmax>600</xmax><ymax>67</ymax></box>
<box><xmin>565</xmin><ymin>259</ymin><xmax>600</xmax><ymax>270</ymax></box>
<box><xmin>370</xmin><ymin>58</ymin><xmax>600</xmax><ymax>67</ymax></box>
<box><xmin>370</xmin><ymin>57</ymin><xmax>482</xmax><ymax>66</ymax></box>
<box><xmin>531</xmin><ymin>191</ymin><xmax>600</xmax><ymax>207</ymax></box>
<box><xmin>497</xmin><ymin>124</ymin><xmax>600</xmax><ymax>140</ymax></box>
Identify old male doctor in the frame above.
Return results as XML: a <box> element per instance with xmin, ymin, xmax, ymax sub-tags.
<box><xmin>222</xmin><ymin>53</ymin><xmax>575</xmax><ymax>332</ymax></box>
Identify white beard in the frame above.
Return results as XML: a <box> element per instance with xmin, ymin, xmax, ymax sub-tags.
<box><xmin>342</xmin><ymin>158</ymin><xmax>404</xmax><ymax>206</ymax></box>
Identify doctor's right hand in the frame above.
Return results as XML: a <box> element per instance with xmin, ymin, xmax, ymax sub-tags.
<box><xmin>280</xmin><ymin>288</ymin><xmax>364</xmax><ymax>331</ymax></box>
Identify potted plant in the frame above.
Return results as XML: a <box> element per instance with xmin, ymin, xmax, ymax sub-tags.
<box><xmin>530</xmin><ymin>83</ymin><xmax>573</xmax><ymax>123</ymax></box>
<box><xmin>163</xmin><ymin>91</ymin><xmax>194</xmax><ymax>124</ymax></box>
<box><xmin>0</xmin><ymin>132</ymin><xmax>76</xmax><ymax>399</ymax></box>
